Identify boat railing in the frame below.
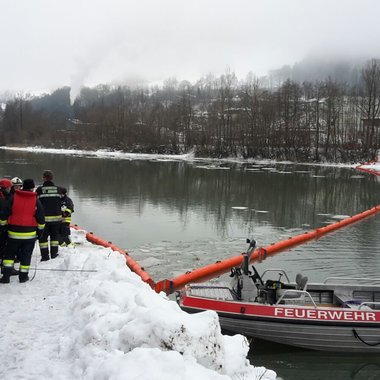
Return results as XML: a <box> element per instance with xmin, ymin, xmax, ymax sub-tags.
<box><xmin>275</xmin><ymin>290</ymin><xmax>317</xmax><ymax>308</ymax></box>
<box><xmin>261</xmin><ymin>269</ymin><xmax>290</xmax><ymax>283</ymax></box>
<box><xmin>358</xmin><ymin>301</ymin><xmax>380</xmax><ymax>310</ymax></box>
<box><xmin>324</xmin><ymin>277</ymin><xmax>380</xmax><ymax>285</ymax></box>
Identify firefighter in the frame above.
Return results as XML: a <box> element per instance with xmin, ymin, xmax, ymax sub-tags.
<box><xmin>0</xmin><ymin>178</ymin><xmax>13</xmax><ymax>200</ymax></box>
<box><xmin>11</xmin><ymin>177</ymin><xmax>23</xmax><ymax>194</ymax></box>
<box><xmin>0</xmin><ymin>179</ymin><xmax>45</xmax><ymax>283</ymax></box>
<box><xmin>0</xmin><ymin>178</ymin><xmax>13</xmax><ymax>272</ymax></box>
<box><xmin>36</xmin><ymin>170</ymin><xmax>62</xmax><ymax>261</ymax></box>
<box><xmin>59</xmin><ymin>187</ymin><xmax>74</xmax><ymax>247</ymax></box>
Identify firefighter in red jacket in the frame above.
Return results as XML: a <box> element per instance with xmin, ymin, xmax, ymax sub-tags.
<box><xmin>0</xmin><ymin>179</ymin><xmax>45</xmax><ymax>283</ymax></box>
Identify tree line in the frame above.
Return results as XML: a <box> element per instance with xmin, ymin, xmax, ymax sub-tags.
<box><xmin>1</xmin><ymin>59</ymin><xmax>380</xmax><ymax>163</ymax></box>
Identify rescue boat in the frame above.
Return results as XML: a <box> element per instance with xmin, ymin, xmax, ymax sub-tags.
<box><xmin>177</xmin><ymin>240</ymin><xmax>380</xmax><ymax>352</ymax></box>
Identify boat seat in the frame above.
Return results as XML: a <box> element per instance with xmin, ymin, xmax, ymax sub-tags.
<box><xmin>296</xmin><ymin>274</ymin><xmax>308</xmax><ymax>291</ymax></box>
<box><xmin>276</xmin><ymin>273</ymin><xmax>308</xmax><ymax>303</ymax></box>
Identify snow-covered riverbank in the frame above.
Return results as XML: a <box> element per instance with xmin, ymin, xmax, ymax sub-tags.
<box><xmin>0</xmin><ymin>228</ymin><xmax>276</xmax><ymax>380</ymax></box>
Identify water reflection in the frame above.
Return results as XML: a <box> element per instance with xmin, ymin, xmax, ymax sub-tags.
<box><xmin>2</xmin><ymin>149</ymin><xmax>380</xmax><ymax>378</ymax></box>
<box><xmin>3</xmin><ymin>151</ymin><xmax>380</xmax><ymax>231</ymax></box>
<box><xmin>250</xmin><ymin>339</ymin><xmax>380</xmax><ymax>380</ymax></box>
<box><xmin>1</xmin><ymin>150</ymin><xmax>380</xmax><ymax>273</ymax></box>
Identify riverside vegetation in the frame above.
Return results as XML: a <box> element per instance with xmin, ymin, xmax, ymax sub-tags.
<box><xmin>1</xmin><ymin>58</ymin><xmax>380</xmax><ymax>163</ymax></box>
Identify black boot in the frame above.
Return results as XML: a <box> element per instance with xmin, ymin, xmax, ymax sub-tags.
<box><xmin>40</xmin><ymin>254</ymin><xmax>50</xmax><ymax>262</ymax></box>
<box><xmin>0</xmin><ymin>275</ymin><xmax>10</xmax><ymax>284</ymax></box>
<box><xmin>19</xmin><ymin>273</ymin><xmax>29</xmax><ymax>283</ymax></box>
<box><xmin>51</xmin><ymin>253</ymin><xmax>59</xmax><ymax>259</ymax></box>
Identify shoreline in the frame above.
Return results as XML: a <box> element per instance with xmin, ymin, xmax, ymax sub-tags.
<box><xmin>0</xmin><ymin>145</ymin><xmax>358</xmax><ymax>169</ymax></box>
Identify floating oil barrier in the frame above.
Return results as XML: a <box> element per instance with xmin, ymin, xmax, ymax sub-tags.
<box><xmin>71</xmin><ymin>159</ymin><xmax>380</xmax><ymax>295</ymax></box>
<box><xmin>356</xmin><ymin>158</ymin><xmax>380</xmax><ymax>176</ymax></box>
<box><xmin>154</xmin><ymin>205</ymin><xmax>380</xmax><ymax>295</ymax></box>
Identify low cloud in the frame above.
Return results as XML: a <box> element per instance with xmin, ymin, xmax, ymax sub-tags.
<box><xmin>1</xmin><ymin>0</ymin><xmax>380</xmax><ymax>96</ymax></box>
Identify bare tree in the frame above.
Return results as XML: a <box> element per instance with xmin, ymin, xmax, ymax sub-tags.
<box><xmin>359</xmin><ymin>59</ymin><xmax>380</xmax><ymax>152</ymax></box>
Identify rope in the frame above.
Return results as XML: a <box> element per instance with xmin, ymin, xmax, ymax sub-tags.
<box><xmin>29</xmin><ymin>268</ymin><xmax>98</xmax><ymax>273</ymax></box>
<box><xmin>352</xmin><ymin>328</ymin><xmax>380</xmax><ymax>346</ymax></box>
<box><xmin>28</xmin><ymin>248</ymin><xmax>97</xmax><ymax>281</ymax></box>
<box><xmin>29</xmin><ymin>249</ymin><xmax>39</xmax><ymax>282</ymax></box>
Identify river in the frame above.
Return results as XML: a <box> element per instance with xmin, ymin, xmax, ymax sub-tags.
<box><xmin>1</xmin><ymin>148</ymin><xmax>380</xmax><ymax>379</ymax></box>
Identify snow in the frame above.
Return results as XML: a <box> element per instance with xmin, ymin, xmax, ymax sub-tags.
<box><xmin>0</xmin><ymin>228</ymin><xmax>276</xmax><ymax>380</ymax></box>
<box><xmin>0</xmin><ymin>146</ymin><xmax>357</xmax><ymax>169</ymax></box>
<box><xmin>0</xmin><ymin>146</ymin><xmax>197</xmax><ymax>163</ymax></box>
<box><xmin>360</xmin><ymin>160</ymin><xmax>380</xmax><ymax>174</ymax></box>
<box><xmin>0</xmin><ymin>146</ymin><xmax>378</xmax><ymax>380</ymax></box>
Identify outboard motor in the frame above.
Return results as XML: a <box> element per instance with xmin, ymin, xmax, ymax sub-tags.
<box><xmin>231</xmin><ymin>238</ymin><xmax>258</xmax><ymax>301</ymax></box>
<box><xmin>242</xmin><ymin>238</ymin><xmax>256</xmax><ymax>275</ymax></box>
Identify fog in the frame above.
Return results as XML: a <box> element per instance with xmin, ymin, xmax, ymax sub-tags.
<box><xmin>1</xmin><ymin>0</ymin><xmax>379</xmax><ymax>97</ymax></box>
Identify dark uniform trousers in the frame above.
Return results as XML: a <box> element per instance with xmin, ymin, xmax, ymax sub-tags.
<box><xmin>60</xmin><ymin>222</ymin><xmax>71</xmax><ymax>245</ymax></box>
<box><xmin>2</xmin><ymin>238</ymin><xmax>36</xmax><ymax>280</ymax></box>
<box><xmin>0</xmin><ymin>191</ymin><xmax>12</xmax><ymax>269</ymax></box>
<box><xmin>36</xmin><ymin>182</ymin><xmax>62</xmax><ymax>260</ymax></box>
<box><xmin>39</xmin><ymin>222</ymin><xmax>60</xmax><ymax>259</ymax></box>
<box><xmin>0</xmin><ymin>228</ymin><xmax>7</xmax><ymax>268</ymax></box>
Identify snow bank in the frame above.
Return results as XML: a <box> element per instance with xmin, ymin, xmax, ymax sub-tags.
<box><xmin>0</xmin><ymin>229</ymin><xmax>275</xmax><ymax>380</ymax></box>
<box><xmin>0</xmin><ymin>145</ymin><xmax>356</xmax><ymax>168</ymax></box>
<box><xmin>0</xmin><ymin>146</ymin><xmax>196</xmax><ymax>162</ymax></box>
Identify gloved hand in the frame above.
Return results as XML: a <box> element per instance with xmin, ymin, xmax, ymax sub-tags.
<box><xmin>37</xmin><ymin>229</ymin><xmax>43</xmax><ymax>240</ymax></box>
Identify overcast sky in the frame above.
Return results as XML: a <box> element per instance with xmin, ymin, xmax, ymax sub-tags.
<box><xmin>1</xmin><ymin>0</ymin><xmax>379</xmax><ymax>98</ymax></box>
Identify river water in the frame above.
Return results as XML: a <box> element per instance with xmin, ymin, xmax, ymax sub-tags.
<box><xmin>1</xmin><ymin>148</ymin><xmax>380</xmax><ymax>379</ymax></box>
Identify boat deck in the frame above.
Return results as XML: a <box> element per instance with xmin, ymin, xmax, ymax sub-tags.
<box><xmin>186</xmin><ymin>281</ymin><xmax>380</xmax><ymax>310</ymax></box>
<box><xmin>179</xmin><ymin>275</ymin><xmax>380</xmax><ymax>352</ymax></box>
<box><xmin>188</xmin><ymin>282</ymin><xmax>237</xmax><ymax>301</ymax></box>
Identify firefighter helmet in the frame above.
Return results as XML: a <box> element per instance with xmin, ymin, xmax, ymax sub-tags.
<box><xmin>11</xmin><ymin>177</ymin><xmax>23</xmax><ymax>186</ymax></box>
<box><xmin>0</xmin><ymin>178</ymin><xmax>13</xmax><ymax>189</ymax></box>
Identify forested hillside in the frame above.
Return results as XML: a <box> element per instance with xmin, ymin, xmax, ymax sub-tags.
<box><xmin>1</xmin><ymin>58</ymin><xmax>380</xmax><ymax>163</ymax></box>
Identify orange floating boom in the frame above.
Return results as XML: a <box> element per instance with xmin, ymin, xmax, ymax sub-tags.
<box><xmin>356</xmin><ymin>158</ymin><xmax>380</xmax><ymax>176</ymax></box>
<box><xmin>71</xmin><ymin>225</ymin><xmax>155</xmax><ymax>289</ymax></box>
<box><xmin>154</xmin><ymin>205</ymin><xmax>380</xmax><ymax>295</ymax></box>
<box><xmin>356</xmin><ymin>165</ymin><xmax>380</xmax><ymax>176</ymax></box>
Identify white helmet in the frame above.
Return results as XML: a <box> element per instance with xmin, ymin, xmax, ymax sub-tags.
<box><xmin>11</xmin><ymin>177</ymin><xmax>23</xmax><ymax>186</ymax></box>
